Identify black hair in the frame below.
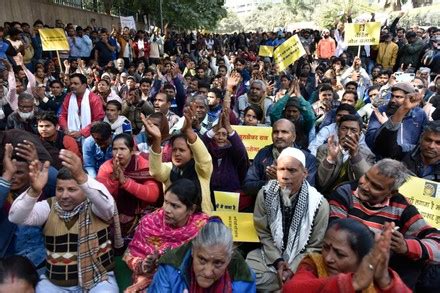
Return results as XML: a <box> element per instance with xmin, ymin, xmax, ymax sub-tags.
<box><xmin>36</xmin><ymin>111</ymin><xmax>58</xmax><ymax>126</ymax></box>
<box><xmin>70</xmin><ymin>73</ymin><xmax>87</xmax><ymax>84</ymax></box>
<box><xmin>243</xmin><ymin>104</ymin><xmax>263</xmax><ymax>121</ymax></box>
<box><xmin>327</xmin><ymin>219</ymin><xmax>374</xmax><ymax>261</ymax></box>
<box><xmin>338</xmin><ymin>114</ymin><xmax>363</xmax><ymax>130</ymax></box>
<box><xmin>380</xmin><ymin>69</ymin><xmax>392</xmax><ymax>77</ymax></box>
<box><xmin>342</xmin><ymin>90</ymin><xmax>359</xmax><ymax>102</ymax></box>
<box><xmin>113</xmin><ymin>133</ymin><xmax>134</xmax><ymax>150</ymax></box>
<box><xmin>218</xmin><ymin>64</ymin><xmax>228</xmax><ymax>72</ymax></box>
<box><xmin>406</xmin><ymin>31</ymin><xmax>417</xmax><ymax>39</ymax></box>
<box><xmin>106</xmin><ymin>100</ymin><xmax>122</xmax><ymax>111</ymax></box>
<box><xmin>336</xmin><ymin>103</ymin><xmax>357</xmax><ymax>115</ymax></box>
<box><xmin>33</xmin><ymin>20</ymin><xmax>44</xmax><ymax>27</ymax></box>
<box><xmin>208</xmin><ymin>87</ymin><xmax>223</xmax><ymax>100</ymax></box>
<box><xmin>140</xmin><ymin>78</ymin><xmax>153</xmax><ymax>85</ymax></box>
<box><xmin>56</xmin><ymin>167</ymin><xmax>74</xmax><ymax>180</ymax></box>
<box><xmin>163</xmin><ymin>83</ymin><xmax>175</xmax><ymax>92</ymax></box>
<box><xmin>0</xmin><ymin>255</ymin><xmax>39</xmax><ymax>288</ymax></box>
<box><xmin>198</xmin><ymin>82</ymin><xmax>210</xmax><ymax>90</ymax></box>
<box><xmin>319</xmin><ymin>83</ymin><xmax>334</xmax><ymax>93</ymax></box>
<box><xmin>164</xmin><ymin>178</ymin><xmax>202</xmax><ymax>213</ymax></box>
<box><xmin>49</xmin><ymin>79</ymin><xmax>64</xmax><ymax>88</ymax></box>
<box><xmin>90</xmin><ymin>121</ymin><xmax>112</xmax><ymax>140</ymax></box>
<box><xmin>367</xmin><ymin>85</ymin><xmax>381</xmax><ymax>94</ymax></box>
<box><xmin>345</xmin><ymin>81</ymin><xmax>358</xmax><ymax>89</ymax></box>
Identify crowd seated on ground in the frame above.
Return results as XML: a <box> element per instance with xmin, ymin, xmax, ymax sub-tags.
<box><xmin>0</xmin><ymin>13</ymin><xmax>439</xmax><ymax>292</ymax></box>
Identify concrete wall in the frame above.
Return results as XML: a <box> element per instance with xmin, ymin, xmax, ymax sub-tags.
<box><xmin>0</xmin><ymin>0</ymin><xmax>144</xmax><ymax>30</ymax></box>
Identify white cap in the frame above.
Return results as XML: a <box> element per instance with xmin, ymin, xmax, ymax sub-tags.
<box><xmin>278</xmin><ymin>147</ymin><xmax>306</xmax><ymax>167</ymax></box>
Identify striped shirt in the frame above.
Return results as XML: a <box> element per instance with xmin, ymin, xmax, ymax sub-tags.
<box><xmin>328</xmin><ymin>182</ymin><xmax>440</xmax><ymax>263</ymax></box>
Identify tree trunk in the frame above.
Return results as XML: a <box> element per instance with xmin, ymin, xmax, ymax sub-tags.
<box><xmin>103</xmin><ymin>0</ymin><xmax>114</xmax><ymax>15</ymax></box>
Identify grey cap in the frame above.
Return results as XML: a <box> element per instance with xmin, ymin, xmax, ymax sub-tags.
<box><xmin>391</xmin><ymin>82</ymin><xmax>415</xmax><ymax>94</ymax></box>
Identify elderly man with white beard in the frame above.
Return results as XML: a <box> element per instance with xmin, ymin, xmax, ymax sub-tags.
<box><xmin>246</xmin><ymin>147</ymin><xmax>329</xmax><ymax>292</ymax></box>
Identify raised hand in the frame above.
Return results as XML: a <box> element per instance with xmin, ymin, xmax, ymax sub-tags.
<box><xmin>141</xmin><ymin>114</ymin><xmax>162</xmax><ymax>141</ymax></box>
<box><xmin>28</xmin><ymin>160</ymin><xmax>50</xmax><ymax>197</ymax></box>
<box><xmin>13</xmin><ymin>53</ymin><xmax>24</xmax><ymax>66</ymax></box>
<box><xmin>15</xmin><ymin>140</ymin><xmax>39</xmax><ymax>163</ymax></box>
<box><xmin>342</xmin><ymin>132</ymin><xmax>360</xmax><ymax>158</ymax></box>
<box><xmin>226</xmin><ymin>72</ymin><xmax>241</xmax><ymax>91</ymax></box>
<box><xmin>374</xmin><ymin>222</ymin><xmax>394</xmax><ymax>289</ymax></box>
<box><xmin>327</xmin><ymin>135</ymin><xmax>341</xmax><ymax>162</ymax></box>
<box><xmin>373</xmin><ymin>108</ymin><xmax>388</xmax><ymax>125</ymax></box>
<box><xmin>2</xmin><ymin>144</ymin><xmax>17</xmax><ymax>181</ymax></box>
<box><xmin>59</xmin><ymin>149</ymin><xmax>87</xmax><ymax>184</ymax></box>
<box><xmin>182</xmin><ymin>103</ymin><xmax>197</xmax><ymax>134</ymax></box>
<box><xmin>401</xmin><ymin>92</ymin><xmax>422</xmax><ymax>111</ymax></box>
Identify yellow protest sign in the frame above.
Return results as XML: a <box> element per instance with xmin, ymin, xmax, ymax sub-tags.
<box><xmin>39</xmin><ymin>28</ymin><xmax>69</xmax><ymax>51</ymax></box>
<box><xmin>344</xmin><ymin>22</ymin><xmax>381</xmax><ymax>46</ymax></box>
<box><xmin>211</xmin><ymin>211</ymin><xmax>259</xmax><ymax>242</ymax></box>
<box><xmin>214</xmin><ymin>191</ymin><xmax>240</xmax><ymax>212</ymax></box>
<box><xmin>232</xmin><ymin>125</ymin><xmax>272</xmax><ymax>159</ymax></box>
<box><xmin>258</xmin><ymin>45</ymin><xmax>274</xmax><ymax>57</ymax></box>
<box><xmin>273</xmin><ymin>35</ymin><xmax>306</xmax><ymax>72</ymax></box>
<box><xmin>399</xmin><ymin>176</ymin><xmax>440</xmax><ymax>228</ymax></box>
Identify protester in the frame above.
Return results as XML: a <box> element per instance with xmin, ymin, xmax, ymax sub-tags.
<box><xmin>246</xmin><ymin>147</ymin><xmax>329</xmax><ymax>291</ymax></box>
<box><xmin>123</xmin><ymin>179</ymin><xmax>208</xmax><ymax>292</ymax></box>
<box><xmin>284</xmin><ymin>219</ymin><xmax>411</xmax><ymax>292</ymax></box>
<box><xmin>8</xmin><ymin>150</ymin><xmax>121</xmax><ymax>292</ymax></box>
<box><xmin>148</xmin><ymin>220</ymin><xmax>256</xmax><ymax>292</ymax></box>
<box><xmin>96</xmin><ymin>133</ymin><xmax>161</xmax><ymax>242</ymax></box>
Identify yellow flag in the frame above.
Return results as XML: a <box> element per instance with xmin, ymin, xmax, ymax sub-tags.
<box><xmin>231</xmin><ymin>125</ymin><xmax>272</xmax><ymax>159</ymax></box>
<box><xmin>344</xmin><ymin>22</ymin><xmax>381</xmax><ymax>46</ymax></box>
<box><xmin>211</xmin><ymin>211</ymin><xmax>259</xmax><ymax>242</ymax></box>
<box><xmin>273</xmin><ymin>35</ymin><xmax>306</xmax><ymax>72</ymax></box>
<box><xmin>39</xmin><ymin>28</ymin><xmax>70</xmax><ymax>51</ymax></box>
<box><xmin>399</xmin><ymin>176</ymin><xmax>440</xmax><ymax>228</ymax></box>
<box><xmin>214</xmin><ymin>191</ymin><xmax>240</xmax><ymax>212</ymax></box>
<box><xmin>258</xmin><ymin>45</ymin><xmax>274</xmax><ymax>57</ymax></box>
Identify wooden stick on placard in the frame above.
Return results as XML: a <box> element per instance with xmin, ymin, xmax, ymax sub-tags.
<box><xmin>56</xmin><ymin>50</ymin><xmax>63</xmax><ymax>73</ymax></box>
<box><xmin>357</xmin><ymin>45</ymin><xmax>361</xmax><ymax>58</ymax></box>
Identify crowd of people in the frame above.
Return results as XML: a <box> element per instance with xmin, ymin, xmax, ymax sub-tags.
<box><xmin>0</xmin><ymin>11</ymin><xmax>439</xmax><ymax>293</ymax></box>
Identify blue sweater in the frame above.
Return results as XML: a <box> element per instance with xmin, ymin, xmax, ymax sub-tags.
<box><xmin>149</xmin><ymin>243</ymin><xmax>256</xmax><ymax>292</ymax></box>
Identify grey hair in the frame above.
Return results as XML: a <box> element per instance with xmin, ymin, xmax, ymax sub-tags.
<box><xmin>374</xmin><ymin>159</ymin><xmax>412</xmax><ymax>190</ymax></box>
<box><xmin>273</xmin><ymin>118</ymin><xmax>296</xmax><ymax>134</ymax></box>
<box><xmin>251</xmin><ymin>79</ymin><xmax>267</xmax><ymax>91</ymax></box>
<box><xmin>192</xmin><ymin>222</ymin><xmax>233</xmax><ymax>259</ymax></box>
<box><xmin>422</xmin><ymin>120</ymin><xmax>440</xmax><ymax>134</ymax></box>
<box><xmin>18</xmin><ymin>92</ymin><xmax>34</xmax><ymax>102</ymax></box>
<box><xmin>190</xmin><ymin>95</ymin><xmax>208</xmax><ymax>108</ymax></box>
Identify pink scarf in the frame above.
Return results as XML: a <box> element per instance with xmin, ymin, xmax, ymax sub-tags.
<box><xmin>128</xmin><ymin>209</ymin><xmax>208</xmax><ymax>257</ymax></box>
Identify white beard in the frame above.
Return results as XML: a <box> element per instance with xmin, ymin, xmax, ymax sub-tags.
<box><xmin>281</xmin><ymin>187</ymin><xmax>293</xmax><ymax>207</ymax></box>
<box><xmin>18</xmin><ymin>111</ymin><xmax>34</xmax><ymax>120</ymax></box>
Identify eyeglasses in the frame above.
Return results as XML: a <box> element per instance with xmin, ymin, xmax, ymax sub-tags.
<box><xmin>414</xmin><ymin>85</ymin><xmax>424</xmax><ymax>89</ymax></box>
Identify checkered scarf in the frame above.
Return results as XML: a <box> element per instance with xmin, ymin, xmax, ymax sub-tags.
<box><xmin>55</xmin><ymin>200</ymin><xmax>123</xmax><ymax>291</ymax></box>
<box><xmin>264</xmin><ymin>180</ymin><xmax>323</xmax><ymax>264</ymax></box>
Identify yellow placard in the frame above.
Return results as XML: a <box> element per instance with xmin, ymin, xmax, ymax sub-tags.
<box><xmin>258</xmin><ymin>45</ymin><xmax>274</xmax><ymax>57</ymax></box>
<box><xmin>273</xmin><ymin>35</ymin><xmax>306</xmax><ymax>72</ymax></box>
<box><xmin>214</xmin><ymin>191</ymin><xmax>240</xmax><ymax>212</ymax></box>
<box><xmin>399</xmin><ymin>176</ymin><xmax>440</xmax><ymax>228</ymax></box>
<box><xmin>232</xmin><ymin>125</ymin><xmax>272</xmax><ymax>160</ymax></box>
<box><xmin>344</xmin><ymin>22</ymin><xmax>381</xmax><ymax>46</ymax></box>
<box><xmin>211</xmin><ymin>211</ymin><xmax>259</xmax><ymax>242</ymax></box>
<box><xmin>39</xmin><ymin>28</ymin><xmax>69</xmax><ymax>51</ymax></box>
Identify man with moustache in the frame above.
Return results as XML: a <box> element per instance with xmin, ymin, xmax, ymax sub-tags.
<box><xmin>246</xmin><ymin>147</ymin><xmax>329</xmax><ymax>291</ymax></box>
<box><xmin>374</xmin><ymin>92</ymin><xmax>440</xmax><ymax>181</ymax></box>
<box><xmin>328</xmin><ymin>159</ymin><xmax>440</xmax><ymax>291</ymax></box>
<box><xmin>6</xmin><ymin>93</ymin><xmax>39</xmax><ymax>135</ymax></box>
<box><xmin>365</xmin><ymin>82</ymin><xmax>427</xmax><ymax>155</ymax></box>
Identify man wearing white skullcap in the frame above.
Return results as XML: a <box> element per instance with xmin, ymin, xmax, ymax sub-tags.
<box><xmin>246</xmin><ymin>146</ymin><xmax>329</xmax><ymax>291</ymax></box>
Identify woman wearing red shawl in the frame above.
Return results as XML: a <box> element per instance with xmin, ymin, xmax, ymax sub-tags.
<box><xmin>283</xmin><ymin>219</ymin><xmax>411</xmax><ymax>293</ymax></box>
<box><xmin>123</xmin><ymin>179</ymin><xmax>208</xmax><ymax>292</ymax></box>
<box><xmin>96</xmin><ymin>133</ymin><xmax>161</xmax><ymax>244</ymax></box>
